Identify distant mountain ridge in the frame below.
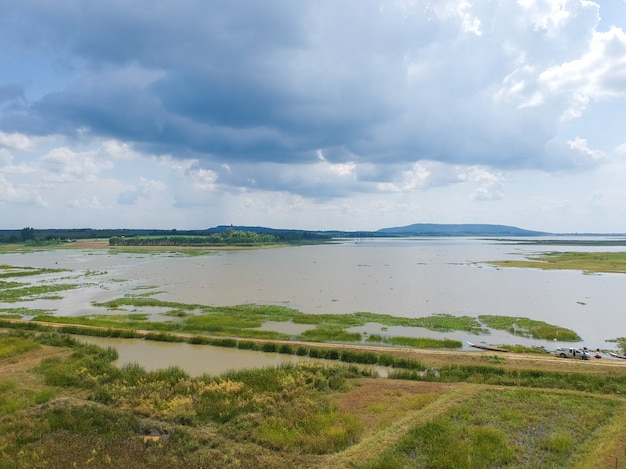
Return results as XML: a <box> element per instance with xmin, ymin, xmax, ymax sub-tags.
<box><xmin>376</xmin><ymin>223</ymin><xmax>548</xmax><ymax>236</ymax></box>
<box><xmin>208</xmin><ymin>223</ymin><xmax>548</xmax><ymax>237</ymax></box>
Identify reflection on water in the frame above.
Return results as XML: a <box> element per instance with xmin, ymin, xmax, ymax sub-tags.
<box><xmin>3</xmin><ymin>237</ymin><xmax>626</xmax><ymax>349</ymax></box>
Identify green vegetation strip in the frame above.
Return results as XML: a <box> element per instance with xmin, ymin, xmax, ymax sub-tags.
<box><xmin>92</xmin><ymin>299</ymin><xmax>491</xmax><ymax>339</ymax></box>
<box><xmin>488</xmin><ymin>251</ymin><xmax>626</xmax><ymax>274</ymax></box>
<box><xmin>394</xmin><ymin>363</ymin><xmax>626</xmax><ymax>394</ymax></box>
<box><xmin>478</xmin><ymin>315</ymin><xmax>581</xmax><ymax>341</ymax></box>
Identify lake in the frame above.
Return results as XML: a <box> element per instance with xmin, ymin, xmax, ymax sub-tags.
<box><xmin>2</xmin><ymin>237</ymin><xmax>626</xmax><ymax>351</ymax></box>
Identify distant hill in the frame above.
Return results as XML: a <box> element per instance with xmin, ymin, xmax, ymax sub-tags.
<box><xmin>207</xmin><ymin>224</ymin><xmax>548</xmax><ymax>237</ymax></box>
<box><xmin>376</xmin><ymin>223</ymin><xmax>548</xmax><ymax>237</ymax></box>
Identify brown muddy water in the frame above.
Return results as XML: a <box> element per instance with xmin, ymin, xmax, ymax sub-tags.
<box><xmin>3</xmin><ymin>237</ymin><xmax>626</xmax><ymax>352</ymax></box>
<box><xmin>76</xmin><ymin>335</ymin><xmax>390</xmax><ymax>377</ymax></box>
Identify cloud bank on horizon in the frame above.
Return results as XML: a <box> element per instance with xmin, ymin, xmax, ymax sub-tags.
<box><xmin>1</xmin><ymin>0</ymin><xmax>625</xmax><ymax>232</ymax></box>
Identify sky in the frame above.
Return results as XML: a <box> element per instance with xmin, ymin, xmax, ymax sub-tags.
<box><xmin>1</xmin><ymin>1</ymin><xmax>626</xmax><ymax>233</ymax></box>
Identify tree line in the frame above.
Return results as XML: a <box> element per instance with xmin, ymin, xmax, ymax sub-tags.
<box><xmin>109</xmin><ymin>228</ymin><xmax>328</xmax><ymax>246</ymax></box>
<box><xmin>0</xmin><ymin>227</ymin><xmax>331</xmax><ymax>245</ymax></box>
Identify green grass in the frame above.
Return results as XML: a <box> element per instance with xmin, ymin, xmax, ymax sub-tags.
<box><xmin>372</xmin><ymin>336</ymin><xmax>463</xmax><ymax>349</ymax></box>
<box><xmin>397</xmin><ymin>363</ymin><xmax>626</xmax><ymax>394</ymax></box>
<box><xmin>0</xmin><ymin>381</ymin><xmax>56</xmax><ymax>417</ymax></box>
<box><xmin>0</xmin><ymin>336</ymin><xmax>41</xmax><ymax>358</ymax></box>
<box><xmin>363</xmin><ymin>389</ymin><xmax>618</xmax><ymax>469</ymax></box>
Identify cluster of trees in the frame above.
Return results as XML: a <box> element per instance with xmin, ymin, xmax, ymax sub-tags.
<box><xmin>0</xmin><ymin>227</ymin><xmax>63</xmax><ymax>245</ymax></box>
<box><xmin>0</xmin><ymin>227</ymin><xmax>331</xmax><ymax>245</ymax></box>
<box><xmin>109</xmin><ymin>228</ymin><xmax>300</xmax><ymax>246</ymax></box>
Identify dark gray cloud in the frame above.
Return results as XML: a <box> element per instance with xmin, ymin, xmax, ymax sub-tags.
<box><xmin>0</xmin><ymin>0</ymin><xmax>622</xmax><ymax>199</ymax></box>
<box><xmin>0</xmin><ymin>84</ymin><xmax>24</xmax><ymax>104</ymax></box>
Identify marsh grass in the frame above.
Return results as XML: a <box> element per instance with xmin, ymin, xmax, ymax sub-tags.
<box><xmin>301</xmin><ymin>326</ymin><xmax>363</xmax><ymax>342</ymax></box>
<box><xmin>0</xmin><ymin>265</ymin><xmax>67</xmax><ymax>278</ymax></box>
<box><xmin>479</xmin><ymin>315</ymin><xmax>581</xmax><ymax>341</ymax></box>
<box><xmin>385</xmin><ymin>336</ymin><xmax>462</xmax><ymax>349</ymax></box>
<box><xmin>86</xmin><ymin>298</ymin><xmax>508</xmax><ymax>339</ymax></box>
<box><xmin>0</xmin><ymin>283</ymin><xmax>80</xmax><ymax>302</ymax></box>
<box><xmin>488</xmin><ymin>251</ymin><xmax>626</xmax><ymax>274</ymax></box>
<box><xmin>1</xmin><ymin>308</ymin><xmax>52</xmax><ymax>317</ymax></box>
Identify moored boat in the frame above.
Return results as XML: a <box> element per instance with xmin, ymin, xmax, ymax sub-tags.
<box><xmin>608</xmin><ymin>351</ymin><xmax>626</xmax><ymax>360</ymax></box>
<box><xmin>467</xmin><ymin>341</ymin><xmax>509</xmax><ymax>352</ymax></box>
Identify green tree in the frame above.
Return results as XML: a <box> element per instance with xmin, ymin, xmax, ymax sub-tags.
<box><xmin>21</xmin><ymin>227</ymin><xmax>36</xmax><ymax>241</ymax></box>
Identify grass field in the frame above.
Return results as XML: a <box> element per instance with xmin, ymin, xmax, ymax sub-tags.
<box><xmin>3</xmin><ymin>329</ymin><xmax>626</xmax><ymax>468</ymax></box>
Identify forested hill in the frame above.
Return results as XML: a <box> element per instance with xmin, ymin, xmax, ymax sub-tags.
<box><xmin>376</xmin><ymin>224</ymin><xmax>548</xmax><ymax>236</ymax></box>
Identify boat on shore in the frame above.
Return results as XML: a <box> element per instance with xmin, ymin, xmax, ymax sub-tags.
<box><xmin>467</xmin><ymin>341</ymin><xmax>509</xmax><ymax>352</ymax></box>
<box><xmin>608</xmin><ymin>351</ymin><xmax>626</xmax><ymax>360</ymax></box>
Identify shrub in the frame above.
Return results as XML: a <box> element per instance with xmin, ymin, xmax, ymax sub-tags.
<box><xmin>261</xmin><ymin>342</ymin><xmax>277</xmax><ymax>353</ymax></box>
<box><xmin>237</xmin><ymin>340</ymin><xmax>259</xmax><ymax>351</ymax></box>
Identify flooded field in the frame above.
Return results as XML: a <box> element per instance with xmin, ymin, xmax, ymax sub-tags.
<box><xmin>2</xmin><ymin>237</ymin><xmax>626</xmax><ymax>351</ymax></box>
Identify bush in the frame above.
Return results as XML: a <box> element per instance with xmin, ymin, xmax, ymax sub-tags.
<box><xmin>261</xmin><ymin>342</ymin><xmax>277</xmax><ymax>353</ymax></box>
<box><xmin>237</xmin><ymin>340</ymin><xmax>259</xmax><ymax>351</ymax></box>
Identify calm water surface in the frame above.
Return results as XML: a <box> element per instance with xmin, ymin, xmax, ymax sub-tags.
<box><xmin>75</xmin><ymin>335</ymin><xmax>389</xmax><ymax>377</ymax></box>
<box><xmin>3</xmin><ymin>237</ymin><xmax>626</xmax><ymax>351</ymax></box>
